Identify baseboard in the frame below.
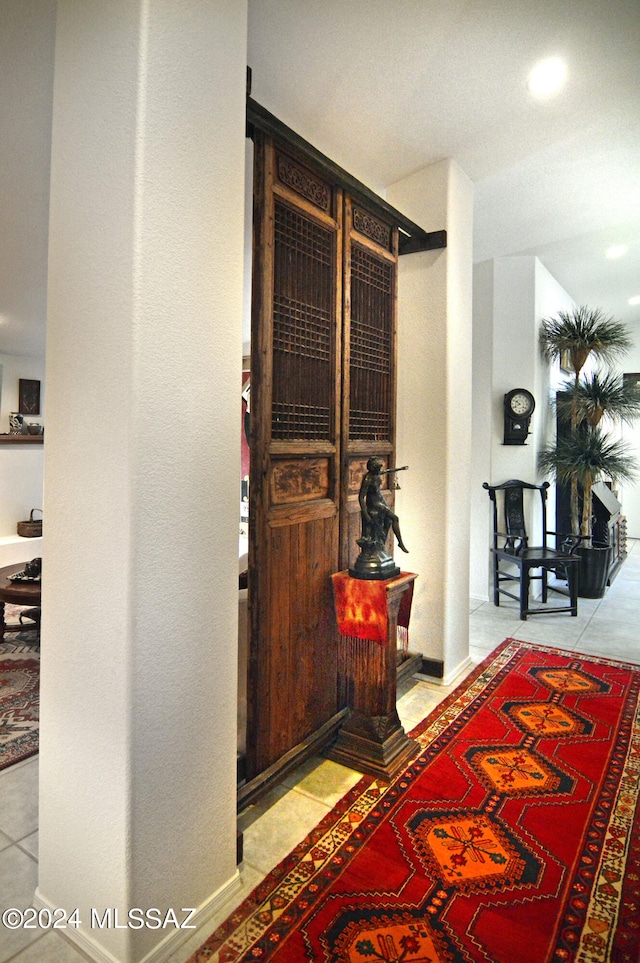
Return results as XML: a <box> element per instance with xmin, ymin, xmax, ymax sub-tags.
<box><xmin>441</xmin><ymin>654</ymin><xmax>474</xmax><ymax>687</ymax></box>
<box><xmin>414</xmin><ymin>653</ymin><xmax>474</xmax><ymax>687</ymax></box>
<box><xmin>34</xmin><ymin>870</ymin><xmax>242</xmax><ymax>963</ymax></box>
<box><xmin>415</xmin><ymin>656</ymin><xmax>444</xmax><ymax>680</ymax></box>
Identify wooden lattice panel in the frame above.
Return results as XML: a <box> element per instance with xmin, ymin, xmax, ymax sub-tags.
<box><xmin>271</xmin><ymin>402</ymin><xmax>331</xmax><ymax>438</ymax></box>
<box><xmin>349</xmin><ymin>408</ymin><xmax>390</xmax><ymax>439</ymax></box>
<box><xmin>272</xmin><ymin>200</ymin><xmax>335</xmax><ymax>440</ymax></box>
<box><xmin>349</xmin><ymin>244</ymin><xmax>393</xmax><ymax>441</ymax></box>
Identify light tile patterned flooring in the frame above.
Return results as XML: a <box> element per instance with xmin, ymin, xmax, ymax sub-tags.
<box><xmin>1</xmin><ymin>540</ymin><xmax>639</xmax><ymax>963</ymax></box>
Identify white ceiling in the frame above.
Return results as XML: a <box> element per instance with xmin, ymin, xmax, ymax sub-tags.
<box><xmin>1</xmin><ymin>1</ymin><xmax>639</xmax><ymax>357</ymax></box>
<box><xmin>248</xmin><ymin>0</ymin><xmax>640</xmax><ymax>328</ymax></box>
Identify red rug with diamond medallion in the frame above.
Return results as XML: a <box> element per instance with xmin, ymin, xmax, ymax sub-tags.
<box><xmin>192</xmin><ymin>640</ymin><xmax>640</xmax><ymax>963</ymax></box>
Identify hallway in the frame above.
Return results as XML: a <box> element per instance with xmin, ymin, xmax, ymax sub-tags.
<box><xmin>1</xmin><ymin>540</ymin><xmax>639</xmax><ymax>962</ymax></box>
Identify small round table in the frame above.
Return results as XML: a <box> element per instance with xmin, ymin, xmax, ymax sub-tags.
<box><xmin>0</xmin><ymin>563</ymin><xmax>41</xmax><ymax>639</ymax></box>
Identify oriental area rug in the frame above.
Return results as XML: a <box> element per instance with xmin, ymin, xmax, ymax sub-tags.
<box><xmin>0</xmin><ymin>604</ymin><xmax>40</xmax><ymax>771</ymax></box>
<box><xmin>191</xmin><ymin>639</ymin><xmax>640</xmax><ymax>963</ymax></box>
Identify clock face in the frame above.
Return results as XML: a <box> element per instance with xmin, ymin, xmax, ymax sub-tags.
<box><xmin>509</xmin><ymin>391</ymin><xmax>533</xmax><ymax>416</ymax></box>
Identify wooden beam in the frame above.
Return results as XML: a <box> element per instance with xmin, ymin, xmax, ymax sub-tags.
<box><xmin>398</xmin><ymin>228</ymin><xmax>448</xmax><ymax>255</ymax></box>
<box><xmin>246</xmin><ymin>98</ymin><xmax>446</xmax><ymax>257</ymax></box>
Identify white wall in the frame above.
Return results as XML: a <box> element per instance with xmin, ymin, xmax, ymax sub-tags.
<box><xmin>0</xmin><ymin>353</ymin><xmax>45</xmax><ymax>537</ymax></box>
<box><xmin>38</xmin><ymin>3</ymin><xmax>247</xmax><ymax>962</ymax></box>
<box><xmin>470</xmin><ymin>256</ymin><xmax>574</xmax><ymax>600</ymax></box>
<box><xmin>469</xmin><ymin>260</ymin><xmax>494</xmax><ymax>601</ymax></box>
<box><xmin>389</xmin><ymin>158</ymin><xmax>474</xmax><ymax>684</ymax></box>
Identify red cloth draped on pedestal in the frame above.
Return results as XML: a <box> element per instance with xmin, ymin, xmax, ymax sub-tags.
<box><xmin>331</xmin><ymin>571</ymin><xmax>414</xmax><ymax>645</ymax></box>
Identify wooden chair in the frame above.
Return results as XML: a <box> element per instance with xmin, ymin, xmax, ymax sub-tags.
<box><xmin>483</xmin><ymin>480</ymin><xmax>583</xmax><ymax>620</ymax></box>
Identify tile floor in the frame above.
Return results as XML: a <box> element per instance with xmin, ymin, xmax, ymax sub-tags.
<box><xmin>1</xmin><ymin>540</ymin><xmax>639</xmax><ymax>963</ymax></box>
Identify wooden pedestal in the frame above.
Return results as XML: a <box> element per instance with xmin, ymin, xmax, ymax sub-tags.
<box><xmin>327</xmin><ymin>572</ymin><xmax>419</xmax><ymax>780</ymax></box>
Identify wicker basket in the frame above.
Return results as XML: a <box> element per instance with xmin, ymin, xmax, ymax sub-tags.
<box><xmin>17</xmin><ymin>509</ymin><xmax>43</xmax><ymax>538</ymax></box>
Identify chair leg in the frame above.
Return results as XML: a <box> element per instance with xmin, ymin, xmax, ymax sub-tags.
<box><xmin>492</xmin><ymin>553</ymin><xmax>500</xmax><ymax>606</ymax></box>
<box><xmin>541</xmin><ymin>566</ymin><xmax>548</xmax><ymax>602</ymax></box>
<box><xmin>568</xmin><ymin>565</ymin><xmax>578</xmax><ymax>616</ymax></box>
<box><xmin>520</xmin><ymin>566</ymin><xmax>529</xmax><ymax>620</ymax></box>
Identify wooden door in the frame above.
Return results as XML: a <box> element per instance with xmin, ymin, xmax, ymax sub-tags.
<box><xmin>246</xmin><ymin>128</ymin><xmax>401</xmax><ymax>781</ymax></box>
<box><xmin>247</xmin><ymin>133</ymin><xmax>343</xmax><ymax>778</ymax></box>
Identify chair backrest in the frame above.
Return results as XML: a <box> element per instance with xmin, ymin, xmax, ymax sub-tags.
<box><xmin>483</xmin><ymin>479</ymin><xmax>549</xmax><ymax>554</ymax></box>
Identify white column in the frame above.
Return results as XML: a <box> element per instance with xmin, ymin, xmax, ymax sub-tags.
<box><xmin>387</xmin><ymin>160</ymin><xmax>474</xmax><ymax>683</ymax></box>
<box><xmin>38</xmin><ymin>2</ymin><xmax>248</xmax><ymax>961</ymax></box>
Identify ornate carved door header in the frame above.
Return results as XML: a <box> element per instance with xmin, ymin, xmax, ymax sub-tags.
<box><xmin>247</xmin><ymin>98</ymin><xmax>447</xmax><ymax>257</ymax></box>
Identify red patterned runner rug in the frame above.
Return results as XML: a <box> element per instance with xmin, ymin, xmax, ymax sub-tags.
<box><xmin>192</xmin><ymin>640</ymin><xmax>640</xmax><ymax>963</ymax></box>
<box><xmin>0</xmin><ymin>656</ymin><xmax>39</xmax><ymax>771</ymax></box>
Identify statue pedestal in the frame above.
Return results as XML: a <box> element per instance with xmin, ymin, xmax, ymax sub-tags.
<box><xmin>349</xmin><ymin>539</ymin><xmax>400</xmax><ymax>581</ymax></box>
<box><xmin>327</xmin><ymin>571</ymin><xmax>419</xmax><ymax>780</ymax></box>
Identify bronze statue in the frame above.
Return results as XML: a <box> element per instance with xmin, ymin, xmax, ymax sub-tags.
<box><xmin>350</xmin><ymin>457</ymin><xmax>409</xmax><ymax>580</ymax></box>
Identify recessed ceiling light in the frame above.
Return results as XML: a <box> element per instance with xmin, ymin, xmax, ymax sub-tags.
<box><xmin>528</xmin><ymin>57</ymin><xmax>567</xmax><ymax>97</ymax></box>
<box><xmin>606</xmin><ymin>244</ymin><xmax>628</xmax><ymax>259</ymax></box>
<box><xmin>628</xmin><ymin>295</ymin><xmax>640</xmax><ymax>306</ymax></box>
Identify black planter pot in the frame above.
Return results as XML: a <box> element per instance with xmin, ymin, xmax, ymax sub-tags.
<box><xmin>577</xmin><ymin>543</ymin><xmax>612</xmax><ymax>599</ymax></box>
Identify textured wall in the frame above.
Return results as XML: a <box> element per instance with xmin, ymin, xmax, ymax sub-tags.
<box><xmin>389</xmin><ymin>158</ymin><xmax>474</xmax><ymax>683</ymax></box>
<box><xmin>39</xmin><ymin>2</ymin><xmax>248</xmax><ymax>961</ymax></box>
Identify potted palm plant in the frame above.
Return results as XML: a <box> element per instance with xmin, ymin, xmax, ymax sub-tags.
<box><xmin>538</xmin><ymin>306</ymin><xmax>639</xmax><ymax>597</ymax></box>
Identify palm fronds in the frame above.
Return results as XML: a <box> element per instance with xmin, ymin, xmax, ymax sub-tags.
<box><xmin>539</xmin><ymin>305</ymin><xmax>632</xmax><ymax>375</ymax></box>
<box><xmin>538</xmin><ymin>305</ymin><xmax>637</xmax><ymax>539</ymax></box>
<box><xmin>556</xmin><ymin>371</ymin><xmax>640</xmax><ymax>429</ymax></box>
<box><xmin>538</xmin><ymin>429</ymin><xmax>638</xmax><ymax>536</ymax></box>
<box><xmin>539</xmin><ymin>429</ymin><xmax>638</xmax><ymax>489</ymax></box>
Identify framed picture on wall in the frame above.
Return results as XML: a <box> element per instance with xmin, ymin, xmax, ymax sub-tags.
<box><xmin>18</xmin><ymin>379</ymin><xmax>40</xmax><ymax>415</ymax></box>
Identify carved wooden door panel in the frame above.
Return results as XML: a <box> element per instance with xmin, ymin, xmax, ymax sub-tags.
<box><xmin>247</xmin><ymin>128</ymin><xmax>400</xmax><ymax>780</ymax></box>
<box><xmin>247</xmin><ymin>133</ymin><xmax>343</xmax><ymax>778</ymax></box>
<box><xmin>340</xmin><ymin>199</ymin><xmax>399</xmax><ymax>572</ymax></box>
